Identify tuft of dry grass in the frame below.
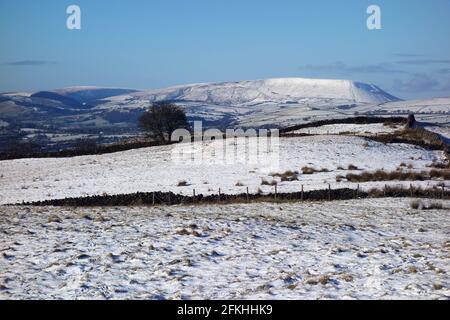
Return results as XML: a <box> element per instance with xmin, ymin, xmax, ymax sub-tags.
<box><xmin>302</xmin><ymin>166</ymin><xmax>318</xmax><ymax>175</ymax></box>
<box><xmin>346</xmin><ymin>169</ymin><xmax>449</xmax><ymax>183</ymax></box>
<box><xmin>261</xmin><ymin>178</ymin><xmax>277</xmax><ymax>186</ymax></box>
<box><xmin>410</xmin><ymin>200</ymin><xmax>444</xmax><ymax>210</ymax></box>
<box><xmin>410</xmin><ymin>199</ymin><xmax>423</xmax><ymax>210</ymax></box>
<box><xmin>271</xmin><ymin>170</ymin><xmax>299</xmax><ymax>182</ymax></box>
<box><xmin>367</xmin><ymin>188</ymin><xmax>384</xmax><ymax>197</ymax></box>
<box><xmin>430</xmin><ymin>169</ymin><xmax>450</xmax><ymax>180</ymax></box>
<box><xmin>407</xmin><ymin>266</ymin><xmax>418</xmax><ymax>274</ymax></box>
<box><xmin>305</xmin><ymin>275</ymin><xmax>331</xmax><ymax>286</ymax></box>
<box><xmin>281</xmin><ymin>176</ymin><xmax>298</xmax><ymax>182</ymax></box>
<box><xmin>347</xmin><ymin>164</ymin><xmax>359</xmax><ymax>170</ymax></box>
<box><xmin>340</xmin><ymin>274</ymin><xmax>354</xmax><ymax>282</ymax></box>
<box><xmin>175</xmin><ymin>228</ymin><xmax>203</xmax><ymax>237</ymax></box>
<box><xmin>318</xmin><ymin>275</ymin><xmax>331</xmax><ymax>285</ymax></box>
<box><xmin>235</xmin><ymin>181</ymin><xmax>245</xmax><ymax>187</ymax></box>
<box><xmin>175</xmin><ymin>228</ymin><xmax>191</xmax><ymax>236</ymax></box>
<box><xmin>433</xmin><ymin>283</ymin><xmax>443</xmax><ymax>290</ymax></box>
<box><xmin>177</xmin><ymin>180</ymin><xmax>189</xmax><ymax>187</ymax></box>
<box><xmin>47</xmin><ymin>215</ymin><xmax>62</xmax><ymax>223</ymax></box>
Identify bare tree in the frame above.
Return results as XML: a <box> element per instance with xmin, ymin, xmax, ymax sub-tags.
<box><xmin>138</xmin><ymin>102</ymin><xmax>190</xmax><ymax>143</ymax></box>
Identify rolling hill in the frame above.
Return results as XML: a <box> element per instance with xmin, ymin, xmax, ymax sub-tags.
<box><xmin>1</xmin><ymin>78</ymin><xmax>448</xmax><ymax>151</ymax></box>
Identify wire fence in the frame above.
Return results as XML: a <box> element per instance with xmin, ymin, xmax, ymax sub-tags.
<box><xmin>22</xmin><ymin>183</ymin><xmax>449</xmax><ymax>207</ymax></box>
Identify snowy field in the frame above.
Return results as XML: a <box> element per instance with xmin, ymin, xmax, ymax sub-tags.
<box><xmin>0</xmin><ymin>198</ymin><xmax>448</xmax><ymax>300</ymax></box>
<box><xmin>287</xmin><ymin>122</ymin><xmax>449</xmax><ymax>141</ymax></box>
<box><xmin>290</xmin><ymin>123</ymin><xmax>401</xmax><ymax>136</ymax></box>
<box><xmin>0</xmin><ymin>135</ymin><xmax>447</xmax><ymax>205</ymax></box>
<box><xmin>371</xmin><ymin>98</ymin><xmax>450</xmax><ymax>114</ymax></box>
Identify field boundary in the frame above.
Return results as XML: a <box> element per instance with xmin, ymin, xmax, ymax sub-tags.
<box><xmin>16</xmin><ymin>184</ymin><xmax>449</xmax><ymax>207</ymax></box>
<box><xmin>279</xmin><ymin>116</ymin><xmax>407</xmax><ymax>134</ymax></box>
<box><xmin>0</xmin><ymin>139</ymin><xmax>177</xmax><ymax>161</ymax></box>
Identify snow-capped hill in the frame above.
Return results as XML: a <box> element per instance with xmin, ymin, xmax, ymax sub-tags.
<box><xmin>351</xmin><ymin>81</ymin><xmax>400</xmax><ymax>104</ymax></box>
<box><xmin>135</xmin><ymin>78</ymin><xmax>400</xmax><ymax>106</ymax></box>
<box><xmin>50</xmin><ymin>87</ymin><xmax>138</xmax><ymax>104</ymax></box>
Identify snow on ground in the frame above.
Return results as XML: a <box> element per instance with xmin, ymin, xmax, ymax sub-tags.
<box><xmin>0</xmin><ymin>198</ymin><xmax>448</xmax><ymax>300</ymax></box>
<box><xmin>236</xmin><ymin>97</ymin><xmax>449</xmax><ymax>128</ymax></box>
<box><xmin>372</xmin><ymin>98</ymin><xmax>450</xmax><ymax>114</ymax></box>
<box><xmin>291</xmin><ymin>123</ymin><xmax>401</xmax><ymax>136</ymax></box>
<box><xmin>0</xmin><ymin>135</ymin><xmax>446</xmax><ymax>205</ymax></box>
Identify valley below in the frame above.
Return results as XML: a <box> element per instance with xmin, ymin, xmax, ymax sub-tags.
<box><xmin>1</xmin><ymin>78</ymin><xmax>449</xmax><ymax>153</ymax></box>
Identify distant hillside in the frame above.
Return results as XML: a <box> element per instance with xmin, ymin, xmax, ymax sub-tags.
<box><xmin>1</xmin><ymin>78</ymin><xmax>448</xmax><ymax>152</ymax></box>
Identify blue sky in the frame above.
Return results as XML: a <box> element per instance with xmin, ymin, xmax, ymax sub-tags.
<box><xmin>0</xmin><ymin>0</ymin><xmax>449</xmax><ymax>99</ymax></box>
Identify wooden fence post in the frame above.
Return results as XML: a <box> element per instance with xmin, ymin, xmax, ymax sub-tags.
<box><xmin>274</xmin><ymin>185</ymin><xmax>278</xmax><ymax>199</ymax></box>
<box><xmin>301</xmin><ymin>185</ymin><xmax>304</xmax><ymax>201</ymax></box>
<box><xmin>410</xmin><ymin>184</ymin><xmax>413</xmax><ymax>197</ymax></box>
<box><xmin>328</xmin><ymin>184</ymin><xmax>331</xmax><ymax>201</ymax></box>
<box><xmin>152</xmin><ymin>192</ymin><xmax>155</xmax><ymax>206</ymax></box>
<box><xmin>356</xmin><ymin>184</ymin><xmax>359</xmax><ymax>198</ymax></box>
<box><xmin>193</xmin><ymin>189</ymin><xmax>196</xmax><ymax>203</ymax></box>
<box><xmin>218</xmin><ymin>188</ymin><xmax>221</xmax><ymax>203</ymax></box>
<box><xmin>442</xmin><ymin>185</ymin><xmax>445</xmax><ymax>199</ymax></box>
<box><xmin>246</xmin><ymin>187</ymin><xmax>249</xmax><ymax>202</ymax></box>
